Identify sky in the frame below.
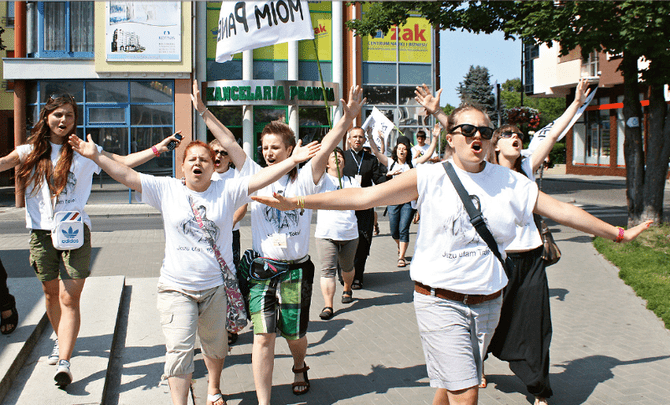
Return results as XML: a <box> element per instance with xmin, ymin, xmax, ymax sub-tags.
<box><xmin>439</xmin><ymin>30</ymin><xmax>521</xmax><ymax>107</ymax></box>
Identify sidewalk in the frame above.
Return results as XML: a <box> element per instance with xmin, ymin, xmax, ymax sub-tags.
<box><xmin>1</xmin><ymin>184</ymin><xmax>670</xmax><ymax>404</ymax></box>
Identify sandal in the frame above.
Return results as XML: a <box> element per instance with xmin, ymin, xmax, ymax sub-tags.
<box><xmin>374</xmin><ymin>223</ymin><xmax>380</xmax><ymax>236</ymax></box>
<box><xmin>479</xmin><ymin>374</ymin><xmax>487</xmax><ymax>389</ymax></box>
<box><xmin>342</xmin><ymin>290</ymin><xmax>353</xmax><ymax>304</ymax></box>
<box><xmin>291</xmin><ymin>363</ymin><xmax>310</xmax><ymax>395</ymax></box>
<box><xmin>319</xmin><ymin>307</ymin><xmax>333</xmax><ymax>320</ymax></box>
<box><xmin>397</xmin><ymin>258</ymin><xmax>407</xmax><ymax>267</ymax></box>
<box><xmin>206</xmin><ymin>392</ymin><xmax>227</xmax><ymax>405</ymax></box>
<box><xmin>351</xmin><ymin>280</ymin><xmax>362</xmax><ymax>290</ymax></box>
<box><xmin>1</xmin><ymin>305</ymin><xmax>18</xmax><ymax>335</ymax></box>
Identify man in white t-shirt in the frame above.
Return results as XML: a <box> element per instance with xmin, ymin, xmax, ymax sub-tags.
<box><xmin>412</xmin><ymin>129</ymin><xmax>440</xmax><ymax>165</ymax></box>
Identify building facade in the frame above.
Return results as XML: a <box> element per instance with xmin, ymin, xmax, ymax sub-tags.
<box><xmin>3</xmin><ymin>1</ymin><xmax>438</xmax><ymax>204</ymax></box>
<box><xmin>524</xmin><ymin>41</ymin><xmax>668</xmax><ymax>176</ymax></box>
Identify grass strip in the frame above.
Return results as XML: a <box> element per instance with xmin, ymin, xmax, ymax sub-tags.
<box><xmin>593</xmin><ymin>223</ymin><xmax>670</xmax><ymax>329</ymax></box>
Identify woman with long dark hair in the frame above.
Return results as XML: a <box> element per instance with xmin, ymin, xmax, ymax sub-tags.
<box><xmin>0</xmin><ymin>94</ymin><xmax>181</xmax><ymax>388</ymax></box>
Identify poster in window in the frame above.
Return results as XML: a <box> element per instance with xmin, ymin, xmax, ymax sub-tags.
<box><xmin>106</xmin><ymin>2</ymin><xmax>181</xmax><ymax>62</ymax></box>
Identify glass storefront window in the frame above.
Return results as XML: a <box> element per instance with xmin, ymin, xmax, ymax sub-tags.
<box><xmin>40</xmin><ymin>81</ymin><xmax>84</xmax><ymax>102</ymax></box>
<box><xmin>254</xmin><ymin>60</ymin><xmax>288</xmax><ymax>80</ymax></box>
<box><xmin>363</xmin><ymin>86</ymin><xmax>396</xmax><ymax>105</ymax></box>
<box><xmin>399</xmin><ymin>64</ymin><xmax>431</xmax><ymax>85</ymax></box>
<box><xmin>131</xmin><ymin>104</ymin><xmax>173</xmax><ymax>126</ymax></box>
<box><xmin>89</xmin><ymin>107</ymin><xmax>125</xmax><ymax>124</ymax></box>
<box><xmin>131</xmin><ymin>81</ymin><xmax>174</xmax><ymax>103</ymax></box>
<box><xmin>86</xmin><ymin>81</ymin><xmax>128</xmax><ymax>103</ymax></box>
<box><xmin>363</xmin><ymin>63</ymin><xmax>396</xmax><ymax>84</ymax></box>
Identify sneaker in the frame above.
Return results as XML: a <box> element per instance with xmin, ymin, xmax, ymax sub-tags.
<box><xmin>54</xmin><ymin>359</ymin><xmax>72</xmax><ymax>388</ymax></box>
<box><xmin>47</xmin><ymin>340</ymin><xmax>59</xmax><ymax>365</ymax></box>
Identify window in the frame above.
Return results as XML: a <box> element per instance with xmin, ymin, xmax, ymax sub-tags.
<box><xmin>33</xmin><ymin>2</ymin><xmax>94</xmax><ymax>58</ymax></box>
<box><xmin>581</xmin><ymin>51</ymin><xmax>599</xmax><ymax>78</ymax></box>
<box><xmin>4</xmin><ymin>2</ymin><xmax>14</xmax><ymax>27</ymax></box>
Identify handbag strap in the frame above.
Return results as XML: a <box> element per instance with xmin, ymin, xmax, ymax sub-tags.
<box><xmin>442</xmin><ymin>161</ymin><xmax>507</xmax><ymax>268</ymax></box>
<box><xmin>187</xmin><ymin>194</ymin><xmax>233</xmax><ymax>278</ymax></box>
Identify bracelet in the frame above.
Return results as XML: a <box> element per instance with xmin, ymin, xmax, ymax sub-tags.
<box><xmin>298</xmin><ymin>196</ymin><xmax>305</xmax><ymax>215</ymax></box>
<box><xmin>151</xmin><ymin>145</ymin><xmax>160</xmax><ymax>157</ymax></box>
<box><xmin>431</xmin><ymin>109</ymin><xmax>441</xmax><ymax>117</ymax></box>
<box><xmin>615</xmin><ymin>226</ymin><xmax>625</xmax><ymax>243</ymax></box>
<box><xmin>199</xmin><ymin>108</ymin><xmax>209</xmax><ymax>117</ymax></box>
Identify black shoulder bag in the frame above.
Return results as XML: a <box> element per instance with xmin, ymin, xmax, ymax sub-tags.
<box><xmin>442</xmin><ymin>162</ymin><xmax>516</xmax><ymax>277</ymax></box>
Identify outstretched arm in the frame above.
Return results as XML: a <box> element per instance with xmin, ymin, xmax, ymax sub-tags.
<box><xmin>414</xmin><ymin>128</ymin><xmax>439</xmax><ymax>165</ymax></box>
<box><xmin>534</xmin><ymin>191</ymin><xmax>652</xmax><ymax>242</ymax></box>
<box><xmin>310</xmin><ymin>85</ymin><xmax>365</xmax><ymax>184</ymax></box>
<box><xmin>248</xmin><ymin>140</ymin><xmax>320</xmax><ymax>194</ymax></box>
<box><xmin>104</xmin><ymin>132</ymin><xmax>183</xmax><ymax>168</ymax></box>
<box><xmin>415</xmin><ymin>84</ymin><xmax>448</xmax><ymax>129</ymax></box>
<box><xmin>252</xmin><ymin>168</ymin><xmax>419</xmax><ymax>211</ymax></box>
<box><xmin>70</xmin><ymin>135</ymin><xmax>142</xmax><ymax>192</ymax></box>
<box><xmin>530</xmin><ymin>78</ymin><xmax>591</xmax><ymax>173</ymax></box>
<box><xmin>0</xmin><ymin>150</ymin><xmax>21</xmax><ymax>173</ymax></box>
<box><xmin>191</xmin><ymin>79</ymin><xmax>247</xmax><ymax>169</ymax></box>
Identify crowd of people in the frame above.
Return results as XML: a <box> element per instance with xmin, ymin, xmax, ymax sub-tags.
<box><xmin>0</xmin><ymin>80</ymin><xmax>652</xmax><ymax>405</ymax></box>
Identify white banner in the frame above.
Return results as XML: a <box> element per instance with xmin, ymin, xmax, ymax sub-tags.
<box><xmin>216</xmin><ymin>0</ymin><xmax>314</xmax><ymax>63</ymax></box>
<box><xmin>361</xmin><ymin>107</ymin><xmax>394</xmax><ymax>151</ymax></box>
<box><xmin>527</xmin><ymin>87</ymin><xmax>597</xmax><ymax>153</ymax></box>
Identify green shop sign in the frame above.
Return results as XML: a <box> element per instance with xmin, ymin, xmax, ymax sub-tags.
<box><xmin>206</xmin><ymin>80</ymin><xmax>338</xmax><ymax>106</ymax></box>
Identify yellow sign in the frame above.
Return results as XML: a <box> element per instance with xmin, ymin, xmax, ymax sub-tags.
<box><xmin>298</xmin><ymin>12</ymin><xmax>332</xmax><ymax>61</ymax></box>
<box><xmin>362</xmin><ymin>17</ymin><xmax>432</xmax><ymax>63</ymax></box>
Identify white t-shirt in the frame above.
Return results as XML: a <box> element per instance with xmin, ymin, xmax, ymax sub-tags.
<box><xmin>387</xmin><ymin>159</ymin><xmax>411</xmax><ymax>178</ymax></box>
<box><xmin>211</xmin><ymin>156</ymin><xmax>252</xmax><ymax>232</ymax></box>
<box><xmin>411</xmin><ymin>161</ymin><xmax>538</xmax><ymax>295</ymax></box>
<box><xmin>140</xmin><ymin>174</ymin><xmax>251</xmax><ymax>291</ymax></box>
<box><xmin>506</xmin><ymin>157</ymin><xmax>543</xmax><ymax>251</ymax></box>
<box><xmin>17</xmin><ymin>143</ymin><xmax>102</xmax><ymax>230</ymax></box>
<box><xmin>411</xmin><ymin>143</ymin><xmax>437</xmax><ymax>165</ymax></box>
<box><xmin>249</xmin><ymin>160</ymin><xmax>323</xmax><ymax>260</ymax></box>
<box><xmin>314</xmin><ymin>174</ymin><xmax>360</xmax><ymax>241</ymax></box>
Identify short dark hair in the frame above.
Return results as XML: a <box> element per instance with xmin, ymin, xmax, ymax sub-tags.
<box><xmin>416</xmin><ymin>130</ymin><xmax>426</xmax><ymax>138</ymax></box>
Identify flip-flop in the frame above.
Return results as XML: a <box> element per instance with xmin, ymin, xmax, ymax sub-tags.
<box><xmin>397</xmin><ymin>258</ymin><xmax>407</xmax><ymax>267</ymax></box>
<box><xmin>206</xmin><ymin>392</ymin><xmax>226</xmax><ymax>405</ymax></box>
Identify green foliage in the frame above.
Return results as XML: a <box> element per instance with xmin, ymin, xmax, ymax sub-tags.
<box><xmin>594</xmin><ymin>224</ymin><xmax>670</xmax><ymax>329</ymax></box>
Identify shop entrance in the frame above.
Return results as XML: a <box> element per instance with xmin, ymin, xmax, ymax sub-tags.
<box><xmin>253</xmin><ymin>106</ymin><xmax>288</xmax><ymax>166</ymax></box>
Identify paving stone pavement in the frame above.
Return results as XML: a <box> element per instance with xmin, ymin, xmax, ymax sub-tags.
<box><xmin>2</xmin><ymin>196</ymin><xmax>670</xmax><ymax>404</ymax></box>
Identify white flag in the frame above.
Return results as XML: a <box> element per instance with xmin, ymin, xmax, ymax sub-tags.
<box><xmin>216</xmin><ymin>0</ymin><xmax>314</xmax><ymax>63</ymax></box>
<box><xmin>361</xmin><ymin>107</ymin><xmax>394</xmax><ymax>150</ymax></box>
<box><xmin>527</xmin><ymin>87</ymin><xmax>597</xmax><ymax>153</ymax></box>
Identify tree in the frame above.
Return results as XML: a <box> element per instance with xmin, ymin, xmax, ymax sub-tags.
<box><xmin>347</xmin><ymin>1</ymin><xmax>670</xmax><ymax>226</ymax></box>
<box><xmin>457</xmin><ymin>65</ymin><xmax>496</xmax><ymax>121</ymax></box>
<box><xmin>500</xmin><ymin>78</ymin><xmax>565</xmax><ymax>129</ymax></box>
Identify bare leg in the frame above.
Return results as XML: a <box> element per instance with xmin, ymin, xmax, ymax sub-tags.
<box><xmin>399</xmin><ymin>241</ymin><xmax>409</xmax><ymax>261</ymax></box>
<box><xmin>41</xmin><ymin>279</ymin><xmax>61</xmax><ymax>338</ymax></box>
<box><xmin>203</xmin><ymin>355</ymin><xmax>225</xmax><ymax>404</ymax></box>
<box><xmin>342</xmin><ymin>269</ymin><xmax>354</xmax><ymax>293</ymax></box>
<box><xmin>167</xmin><ymin>374</ymin><xmax>192</xmax><ymax>405</ymax></box>
<box><xmin>287</xmin><ymin>336</ymin><xmax>308</xmax><ymax>393</ymax></box>
<box><xmin>56</xmin><ymin>278</ymin><xmax>86</xmax><ymax>361</ymax></box>
<box><xmin>432</xmin><ymin>386</ymin><xmax>478</xmax><ymax>405</ymax></box>
<box><xmin>320</xmin><ymin>276</ymin><xmax>335</xmax><ymax>309</ymax></box>
<box><xmin>252</xmin><ymin>333</ymin><xmax>276</xmax><ymax>405</ymax></box>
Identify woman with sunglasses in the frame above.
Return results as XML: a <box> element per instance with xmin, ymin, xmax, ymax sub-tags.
<box><xmin>482</xmin><ymin>79</ymin><xmax>591</xmax><ymax>405</ymax></box>
<box><xmin>0</xmin><ymin>94</ymin><xmax>182</xmax><ymax>388</ymax></box>
<box><xmin>250</xmin><ymin>84</ymin><xmax>651</xmax><ymax>405</ymax></box>
<box><xmin>367</xmin><ymin>130</ymin><xmax>437</xmax><ymax>267</ymax></box>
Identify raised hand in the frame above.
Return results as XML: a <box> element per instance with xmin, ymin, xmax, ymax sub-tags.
<box><xmin>415</xmin><ymin>84</ymin><xmax>443</xmax><ymax>115</ymax></box>
<box><xmin>191</xmin><ymin>79</ymin><xmax>206</xmax><ymax>114</ymax></box>
<box><xmin>575</xmin><ymin>78</ymin><xmax>591</xmax><ymax>105</ymax></box>
<box><xmin>251</xmin><ymin>192</ymin><xmax>297</xmax><ymax>212</ymax></box>
<box><xmin>341</xmin><ymin>85</ymin><xmax>366</xmax><ymax>120</ymax></box>
<box><xmin>291</xmin><ymin>140</ymin><xmax>321</xmax><ymax>163</ymax></box>
<box><xmin>69</xmin><ymin>134</ymin><xmax>100</xmax><ymax>159</ymax></box>
<box><xmin>154</xmin><ymin>131</ymin><xmax>183</xmax><ymax>154</ymax></box>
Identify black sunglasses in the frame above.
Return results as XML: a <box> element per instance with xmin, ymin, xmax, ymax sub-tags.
<box><xmin>450</xmin><ymin>124</ymin><xmax>494</xmax><ymax>140</ymax></box>
<box><xmin>501</xmin><ymin>131</ymin><xmax>524</xmax><ymax>141</ymax></box>
<box><xmin>214</xmin><ymin>150</ymin><xmax>228</xmax><ymax>156</ymax></box>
